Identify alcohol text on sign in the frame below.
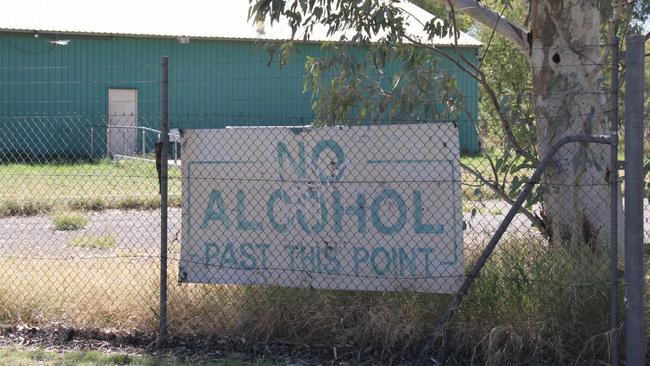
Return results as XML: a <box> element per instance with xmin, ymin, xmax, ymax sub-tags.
<box><xmin>179</xmin><ymin>123</ymin><xmax>464</xmax><ymax>293</ymax></box>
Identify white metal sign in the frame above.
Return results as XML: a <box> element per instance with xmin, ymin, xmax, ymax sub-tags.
<box><xmin>179</xmin><ymin>123</ymin><xmax>464</xmax><ymax>293</ymax></box>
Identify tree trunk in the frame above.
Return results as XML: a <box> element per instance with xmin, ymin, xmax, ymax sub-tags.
<box><xmin>530</xmin><ymin>0</ymin><xmax>611</xmax><ymax>246</ymax></box>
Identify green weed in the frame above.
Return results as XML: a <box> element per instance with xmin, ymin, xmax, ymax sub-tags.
<box><xmin>52</xmin><ymin>212</ymin><xmax>88</xmax><ymax>231</ymax></box>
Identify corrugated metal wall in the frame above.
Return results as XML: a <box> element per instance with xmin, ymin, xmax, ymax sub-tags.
<box><xmin>0</xmin><ymin>33</ymin><xmax>479</xmax><ymax>158</ymax></box>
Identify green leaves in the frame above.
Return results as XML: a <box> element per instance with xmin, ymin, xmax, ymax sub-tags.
<box><xmin>301</xmin><ymin>43</ymin><xmax>465</xmax><ymax>125</ymax></box>
<box><xmin>251</xmin><ymin>0</ymin><xmax>458</xmax><ymax>44</ymax></box>
<box><xmin>423</xmin><ymin>19</ymin><xmax>452</xmax><ymax>40</ymax></box>
<box><xmin>265</xmin><ymin>41</ymin><xmax>296</xmax><ymax>66</ymax></box>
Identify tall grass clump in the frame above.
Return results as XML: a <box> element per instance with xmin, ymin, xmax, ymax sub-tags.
<box><xmin>453</xmin><ymin>238</ymin><xmax>612</xmax><ymax>364</ymax></box>
<box><xmin>67</xmin><ymin>197</ymin><xmax>107</xmax><ymax>212</ymax></box>
<box><xmin>51</xmin><ymin>212</ymin><xmax>88</xmax><ymax>231</ymax></box>
<box><xmin>0</xmin><ymin>200</ymin><xmax>52</xmax><ymax>217</ymax></box>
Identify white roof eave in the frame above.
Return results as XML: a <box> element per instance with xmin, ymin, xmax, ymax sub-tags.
<box><xmin>0</xmin><ymin>0</ymin><xmax>481</xmax><ymax>47</ymax></box>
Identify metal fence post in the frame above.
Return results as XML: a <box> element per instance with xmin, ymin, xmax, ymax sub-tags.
<box><xmin>609</xmin><ymin>36</ymin><xmax>620</xmax><ymax>366</ymax></box>
<box><xmin>90</xmin><ymin>127</ymin><xmax>95</xmax><ymax>160</ymax></box>
<box><xmin>157</xmin><ymin>55</ymin><xmax>170</xmax><ymax>348</ymax></box>
<box><xmin>623</xmin><ymin>34</ymin><xmax>646</xmax><ymax>365</ymax></box>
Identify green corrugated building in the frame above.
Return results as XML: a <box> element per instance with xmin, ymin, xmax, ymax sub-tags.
<box><xmin>0</xmin><ymin>0</ymin><xmax>481</xmax><ymax>159</ymax></box>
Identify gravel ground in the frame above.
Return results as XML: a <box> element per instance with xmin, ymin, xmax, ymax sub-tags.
<box><xmin>0</xmin><ymin>209</ymin><xmax>182</xmax><ymax>258</ymax></box>
<box><xmin>1</xmin><ymin>200</ymin><xmax>647</xmax><ymax>259</ymax></box>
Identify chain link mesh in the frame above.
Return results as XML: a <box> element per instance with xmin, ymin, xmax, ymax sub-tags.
<box><xmin>0</xmin><ymin>55</ymin><xmax>644</xmax><ymax>364</ymax></box>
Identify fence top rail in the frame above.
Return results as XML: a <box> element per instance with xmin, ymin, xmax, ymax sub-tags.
<box><xmin>103</xmin><ymin>125</ymin><xmax>161</xmax><ymax>134</ymax></box>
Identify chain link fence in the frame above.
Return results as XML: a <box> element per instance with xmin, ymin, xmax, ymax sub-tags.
<box><xmin>0</xmin><ymin>47</ymin><xmax>645</xmax><ymax>365</ymax></box>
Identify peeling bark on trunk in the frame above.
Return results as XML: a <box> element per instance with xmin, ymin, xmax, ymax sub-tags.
<box><xmin>530</xmin><ymin>0</ymin><xmax>611</xmax><ymax>247</ymax></box>
<box><xmin>437</xmin><ymin>0</ymin><xmax>618</xmax><ymax>247</ymax></box>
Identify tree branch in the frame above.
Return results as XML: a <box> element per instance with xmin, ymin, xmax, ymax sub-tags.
<box><xmin>435</xmin><ymin>3</ymin><xmax>538</xmax><ymax>165</ymax></box>
<box><xmin>460</xmin><ymin>162</ymin><xmax>546</xmax><ymax>234</ymax></box>
<box><xmin>433</xmin><ymin>0</ymin><xmax>530</xmax><ymax>55</ymax></box>
<box><xmin>602</xmin><ymin>0</ymin><xmax>627</xmax><ymax>66</ymax></box>
<box><xmin>402</xmin><ymin>33</ymin><xmax>539</xmax><ymax>165</ymax></box>
<box><xmin>479</xmin><ymin>3</ymin><xmax>508</xmax><ymax>65</ymax></box>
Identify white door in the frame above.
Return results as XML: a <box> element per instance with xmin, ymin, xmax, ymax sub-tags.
<box><xmin>108</xmin><ymin>89</ymin><xmax>138</xmax><ymax>156</ymax></box>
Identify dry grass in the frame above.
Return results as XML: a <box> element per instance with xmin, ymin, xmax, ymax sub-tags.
<box><xmin>0</xmin><ymin>257</ymin><xmax>159</xmax><ymax>331</ymax></box>
<box><xmin>68</xmin><ymin>235</ymin><xmax>118</xmax><ymax>250</ymax></box>
<box><xmin>0</xmin><ymin>238</ymin><xmax>631</xmax><ymax>364</ymax></box>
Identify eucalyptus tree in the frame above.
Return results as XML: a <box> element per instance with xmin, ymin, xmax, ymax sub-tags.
<box><xmin>250</xmin><ymin>0</ymin><xmax>648</xmax><ymax>246</ymax></box>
